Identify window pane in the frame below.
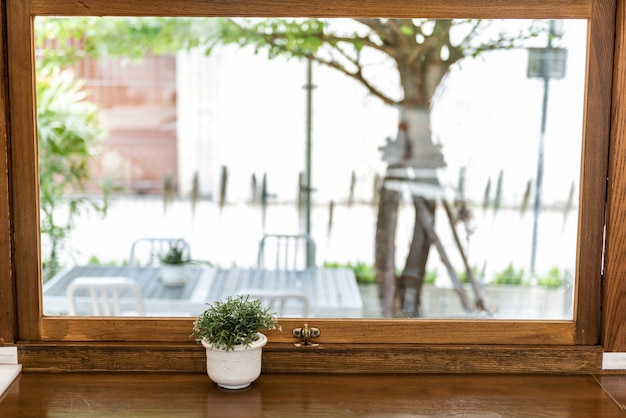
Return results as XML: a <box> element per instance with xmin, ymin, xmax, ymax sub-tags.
<box><xmin>37</xmin><ymin>17</ymin><xmax>586</xmax><ymax>320</ymax></box>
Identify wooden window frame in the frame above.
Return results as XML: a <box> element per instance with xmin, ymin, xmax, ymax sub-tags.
<box><xmin>2</xmin><ymin>0</ymin><xmax>625</xmax><ymax>373</ymax></box>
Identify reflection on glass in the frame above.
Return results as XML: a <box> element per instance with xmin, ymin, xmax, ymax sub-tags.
<box><xmin>36</xmin><ymin>17</ymin><xmax>586</xmax><ymax>320</ymax></box>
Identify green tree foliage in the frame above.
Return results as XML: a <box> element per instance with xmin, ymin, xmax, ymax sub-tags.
<box><xmin>209</xmin><ymin>18</ymin><xmax>541</xmax><ymax>108</ymax></box>
<box><xmin>36</xmin><ymin>63</ymin><xmax>113</xmax><ymax>281</ymax></box>
<box><xmin>35</xmin><ymin>17</ymin><xmax>215</xmax><ymax>67</ymax></box>
<box><xmin>36</xmin><ymin>17</ymin><xmax>542</xmax><ymax>108</ymax></box>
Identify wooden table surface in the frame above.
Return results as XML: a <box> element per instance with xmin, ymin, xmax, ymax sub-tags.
<box><xmin>0</xmin><ymin>372</ymin><xmax>624</xmax><ymax>417</ymax></box>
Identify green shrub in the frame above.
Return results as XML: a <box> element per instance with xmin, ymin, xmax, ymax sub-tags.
<box><xmin>324</xmin><ymin>261</ymin><xmax>438</xmax><ymax>286</ymax></box>
<box><xmin>537</xmin><ymin>267</ymin><xmax>565</xmax><ymax>288</ymax></box>
<box><xmin>492</xmin><ymin>263</ymin><xmax>525</xmax><ymax>285</ymax></box>
<box><xmin>457</xmin><ymin>265</ymin><xmax>481</xmax><ymax>284</ymax></box>
<box><xmin>87</xmin><ymin>255</ymin><xmax>118</xmax><ymax>266</ymax></box>
<box><xmin>324</xmin><ymin>261</ymin><xmax>376</xmax><ymax>284</ymax></box>
<box><xmin>424</xmin><ymin>269</ymin><xmax>438</xmax><ymax>284</ymax></box>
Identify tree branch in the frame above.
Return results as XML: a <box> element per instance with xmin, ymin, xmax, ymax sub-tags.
<box><xmin>308</xmin><ymin>54</ymin><xmax>400</xmax><ymax>106</ymax></box>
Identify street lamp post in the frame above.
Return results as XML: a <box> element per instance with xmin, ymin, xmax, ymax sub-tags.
<box><xmin>527</xmin><ymin>20</ymin><xmax>567</xmax><ymax>275</ymax></box>
<box><xmin>303</xmin><ymin>58</ymin><xmax>316</xmax><ymax>268</ymax></box>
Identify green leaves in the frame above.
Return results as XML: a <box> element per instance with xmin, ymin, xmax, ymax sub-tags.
<box><xmin>215</xmin><ymin>18</ymin><xmax>327</xmax><ymax>60</ymax></box>
<box><xmin>36</xmin><ymin>16</ymin><xmax>545</xmax><ymax>110</ymax></box>
<box><xmin>536</xmin><ymin>267</ymin><xmax>566</xmax><ymax>288</ymax></box>
<box><xmin>37</xmin><ymin>64</ymin><xmax>111</xmax><ymax>281</ymax></box>
<box><xmin>192</xmin><ymin>295</ymin><xmax>281</xmax><ymax>351</ymax></box>
<box><xmin>492</xmin><ymin>263</ymin><xmax>525</xmax><ymax>286</ymax></box>
<box><xmin>36</xmin><ymin>16</ymin><xmax>219</xmax><ymax>66</ymax></box>
<box><xmin>159</xmin><ymin>240</ymin><xmax>190</xmax><ymax>265</ymax></box>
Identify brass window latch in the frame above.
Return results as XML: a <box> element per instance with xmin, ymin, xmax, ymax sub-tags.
<box><xmin>292</xmin><ymin>323</ymin><xmax>320</xmax><ymax>347</ymax></box>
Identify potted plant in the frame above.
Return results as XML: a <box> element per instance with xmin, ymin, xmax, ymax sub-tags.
<box><xmin>191</xmin><ymin>295</ymin><xmax>281</xmax><ymax>390</ymax></box>
<box><xmin>159</xmin><ymin>240</ymin><xmax>189</xmax><ymax>286</ymax></box>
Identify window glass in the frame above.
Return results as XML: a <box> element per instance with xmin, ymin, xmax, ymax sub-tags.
<box><xmin>37</xmin><ymin>17</ymin><xmax>586</xmax><ymax>320</ymax></box>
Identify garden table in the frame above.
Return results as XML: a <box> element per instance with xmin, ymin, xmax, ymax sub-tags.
<box><xmin>43</xmin><ymin>265</ymin><xmax>362</xmax><ymax>317</ymax></box>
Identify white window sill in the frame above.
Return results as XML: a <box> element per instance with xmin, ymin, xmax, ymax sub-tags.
<box><xmin>0</xmin><ymin>347</ymin><xmax>21</xmax><ymax>396</ymax></box>
<box><xmin>0</xmin><ymin>364</ymin><xmax>21</xmax><ymax>396</ymax></box>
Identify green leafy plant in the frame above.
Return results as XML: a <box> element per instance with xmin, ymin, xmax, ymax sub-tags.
<box><xmin>457</xmin><ymin>265</ymin><xmax>482</xmax><ymax>284</ymax></box>
<box><xmin>192</xmin><ymin>295</ymin><xmax>281</xmax><ymax>351</ymax></box>
<box><xmin>324</xmin><ymin>261</ymin><xmax>438</xmax><ymax>286</ymax></box>
<box><xmin>492</xmin><ymin>263</ymin><xmax>526</xmax><ymax>286</ymax></box>
<box><xmin>351</xmin><ymin>262</ymin><xmax>376</xmax><ymax>284</ymax></box>
<box><xmin>159</xmin><ymin>240</ymin><xmax>190</xmax><ymax>265</ymax></box>
<box><xmin>324</xmin><ymin>261</ymin><xmax>376</xmax><ymax>284</ymax></box>
<box><xmin>37</xmin><ymin>64</ymin><xmax>118</xmax><ymax>281</ymax></box>
<box><xmin>424</xmin><ymin>269</ymin><xmax>438</xmax><ymax>285</ymax></box>
<box><xmin>87</xmin><ymin>255</ymin><xmax>119</xmax><ymax>266</ymax></box>
<box><xmin>537</xmin><ymin>267</ymin><xmax>566</xmax><ymax>288</ymax></box>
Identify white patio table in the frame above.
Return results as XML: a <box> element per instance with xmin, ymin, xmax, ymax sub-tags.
<box><xmin>43</xmin><ymin>265</ymin><xmax>363</xmax><ymax>318</ymax></box>
<box><xmin>43</xmin><ymin>264</ymin><xmax>215</xmax><ymax>316</ymax></box>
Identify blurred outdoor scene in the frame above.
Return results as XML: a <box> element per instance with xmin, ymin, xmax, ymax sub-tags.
<box><xmin>36</xmin><ymin>17</ymin><xmax>586</xmax><ymax>319</ymax></box>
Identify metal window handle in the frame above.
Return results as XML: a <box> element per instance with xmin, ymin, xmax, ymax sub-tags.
<box><xmin>292</xmin><ymin>323</ymin><xmax>320</xmax><ymax>347</ymax></box>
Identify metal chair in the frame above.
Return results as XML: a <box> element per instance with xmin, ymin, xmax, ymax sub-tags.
<box><xmin>67</xmin><ymin>277</ymin><xmax>145</xmax><ymax>316</ymax></box>
<box><xmin>238</xmin><ymin>289</ymin><xmax>310</xmax><ymax>317</ymax></box>
<box><xmin>128</xmin><ymin>238</ymin><xmax>190</xmax><ymax>266</ymax></box>
<box><xmin>257</xmin><ymin>233</ymin><xmax>316</xmax><ymax>271</ymax></box>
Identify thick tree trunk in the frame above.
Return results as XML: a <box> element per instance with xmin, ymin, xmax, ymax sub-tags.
<box><xmin>396</xmin><ymin>196</ymin><xmax>436</xmax><ymax>317</ymax></box>
<box><xmin>375</xmin><ymin>106</ymin><xmax>444</xmax><ymax>317</ymax></box>
<box><xmin>375</xmin><ymin>187</ymin><xmax>400</xmax><ymax>318</ymax></box>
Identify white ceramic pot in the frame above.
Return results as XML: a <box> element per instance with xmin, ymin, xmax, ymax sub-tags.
<box><xmin>160</xmin><ymin>263</ymin><xmax>186</xmax><ymax>286</ymax></box>
<box><xmin>201</xmin><ymin>332</ymin><xmax>267</xmax><ymax>390</ymax></box>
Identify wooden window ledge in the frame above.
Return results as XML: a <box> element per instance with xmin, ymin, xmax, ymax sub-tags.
<box><xmin>1</xmin><ymin>372</ymin><xmax>625</xmax><ymax>416</ymax></box>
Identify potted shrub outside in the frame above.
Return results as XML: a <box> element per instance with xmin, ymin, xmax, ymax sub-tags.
<box><xmin>192</xmin><ymin>295</ymin><xmax>281</xmax><ymax>389</ymax></box>
<box><xmin>159</xmin><ymin>240</ymin><xmax>189</xmax><ymax>286</ymax></box>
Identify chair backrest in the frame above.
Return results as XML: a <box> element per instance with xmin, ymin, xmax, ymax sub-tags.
<box><xmin>129</xmin><ymin>238</ymin><xmax>190</xmax><ymax>266</ymax></box>
<box><xmin>67</xmin><ymin>276</ymin><xmax>144</xmax><ymax>316</ymax></box>
<box><xmin>239</xmin><ymin>289</ymin><xmax>310</xmax><ymax>317</ymax></box>
<box><xmin>257</xmin><ymin>234</ymin><xmax>316</xmax><ymax>271</ymax></box>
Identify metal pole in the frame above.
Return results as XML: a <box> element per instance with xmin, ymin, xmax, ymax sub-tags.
<box><xmin>304</xmin><ymin>58</ymin><xmax>314</xmax><ymax>267</ymax></box>
<box><xmin>530</xmin><ymin>20</ymin><xmax>557</xmax><ymax>275</ymax></box>
<box><xmin>530</xmin><ymin>74</ymin><xmax>549</xmax><ymax>275</ymax></box>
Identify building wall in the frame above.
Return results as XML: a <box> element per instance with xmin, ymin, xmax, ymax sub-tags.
<box><xmin>75</xmin><ymin>54</ymin><xmax>178</xmax><ymax>195</ymax></box>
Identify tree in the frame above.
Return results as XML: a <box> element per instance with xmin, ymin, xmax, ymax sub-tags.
<box><xmin>206</xmin><ymin>18</ymin><xmax>540</xmax><ymax>317</ymax></box>
<box><xmin>36</xmin><ymin>16</ymin><xmax>541</xmax><ymax>313</ymax></box>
